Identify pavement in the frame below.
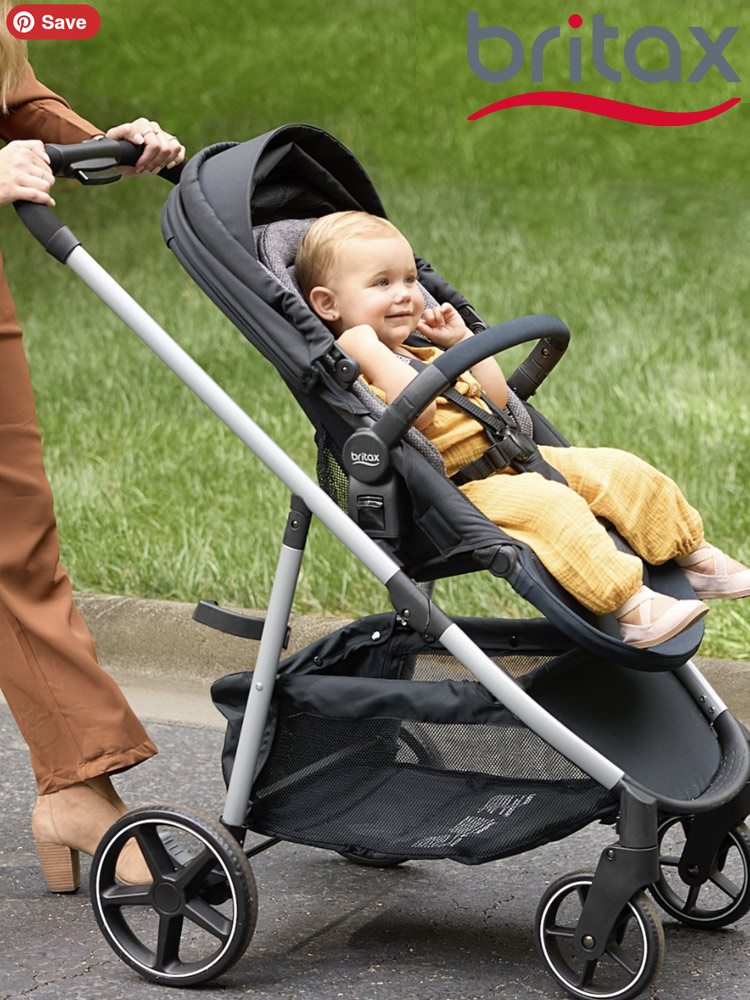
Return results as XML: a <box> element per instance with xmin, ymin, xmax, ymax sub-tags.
<box><xmin>1</xmin><ymin>593</ymin><xmax>749</xmax><ymax>999</ymax></box>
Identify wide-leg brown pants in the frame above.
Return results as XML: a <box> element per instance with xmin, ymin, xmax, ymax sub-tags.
<box><xmin>0</xmin><ymin>251</ymin><xmax>156</xmax><ymax>794</ymax></box>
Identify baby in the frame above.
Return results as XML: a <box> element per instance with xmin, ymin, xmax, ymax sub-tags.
<box><xmin>295</xmin><ymin>210</ymin><xmax>750</xmax><ymax>648</ymax></box>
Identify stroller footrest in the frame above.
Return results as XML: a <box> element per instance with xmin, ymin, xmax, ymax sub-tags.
<box><xmin>193</xmin><ymin>600</ymin><xmax>290</xmax><ymax>647</ymax></box>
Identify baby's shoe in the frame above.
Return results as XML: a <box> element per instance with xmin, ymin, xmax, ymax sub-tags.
<box><xmin>677</xmin><ymin>543</ymin><xmax>750</xmax><ymax>600</ymax></box>
<box><xmin>614</xmin><ymin>586</ymin><xmax>708</xmax><ymax>649</ymax></box>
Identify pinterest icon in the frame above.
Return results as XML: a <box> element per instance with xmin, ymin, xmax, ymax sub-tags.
<box><xmin>12</xmin><ymin>9</ymin><xmax>34</xmax><ymax>32</ymax></box>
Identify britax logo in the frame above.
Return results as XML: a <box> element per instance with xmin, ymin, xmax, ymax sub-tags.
<box><xmin>467</xmin><ymin>12</ymin><xmax>741</xmax><ymax>126</ymax></box>
<box><xmin>350</xmin><ymin>451</ymin><xmax>381</xmax><ymax>467</ymax></box>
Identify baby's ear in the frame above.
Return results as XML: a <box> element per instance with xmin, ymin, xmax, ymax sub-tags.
<box><xmin>308</xmin><ymin>286</ymin><xmax>339</xmax><ymax>322</ymax></box>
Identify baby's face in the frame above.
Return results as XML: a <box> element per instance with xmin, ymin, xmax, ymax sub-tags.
<box><xmin>324</xmin><ymin>234</ymin><xmax>424</xmax><ymax>349</ymax></box>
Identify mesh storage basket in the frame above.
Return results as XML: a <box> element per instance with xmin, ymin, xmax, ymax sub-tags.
<box><xmin>212</xmin><ymin>613</ymin><xmax>618</xmax><ymax>865</ymax></box>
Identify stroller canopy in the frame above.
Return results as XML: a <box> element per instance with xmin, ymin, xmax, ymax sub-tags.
<box><xmin>162</xmin><ymin>125</ymin><xmax>385</xmax><ymax>391</ymax></box>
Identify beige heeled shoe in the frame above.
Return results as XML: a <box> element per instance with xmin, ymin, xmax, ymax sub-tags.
<box><xmin>31</xmin><ymin>781</ymin><xmax>151</xmax><ymax>893</ymax></box>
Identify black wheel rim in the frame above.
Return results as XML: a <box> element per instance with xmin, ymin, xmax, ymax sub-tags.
<box><xmin>92</xmin><ymin>812</ymin><xmax>254</xmax><ymax>983</ymax></box>
<box><xmin>537</xmin><ymin>876</ymin><xmax>661</xmax><ymax>1000</ymax></box>
<box><xmin>653</xmin><ymin>818</ymin><xmax>750</xmax><ymax>927</ymax></box>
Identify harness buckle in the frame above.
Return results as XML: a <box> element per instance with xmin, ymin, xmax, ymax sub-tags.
<box><xmin>489</xmin><ymin>427</ymin><xmax>537</xmax><ymax>469</ymax></box>
<box><xmin>505</xmin><ymin>428</ymin><xmax>537</xmax><ymax>466</ymax></box>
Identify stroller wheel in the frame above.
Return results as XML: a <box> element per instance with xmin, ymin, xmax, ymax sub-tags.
<box><xmin>650</xmin><ymin>817</ymin><xmax>750</xmax><ymax>929</ymax></box>
<box><xmin>90</xmin><ymin>805</ymin><xmax>257</xmax><ymax>986</ymax></box>
<box><xmin>535</xmin><ymin>871</ymin><xmax>664</xmax><ymax>1000</ymax></box>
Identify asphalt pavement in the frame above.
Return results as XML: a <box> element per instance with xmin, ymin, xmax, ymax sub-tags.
<box><xmin>2</xmin><ymin>703</ymin><xmax>750</xmax><ymax>1000</ymax></box>
<box><xmin>1</xmin><ymin>594</ymin><xmax>749</xmax><ymax>999</ymax></box>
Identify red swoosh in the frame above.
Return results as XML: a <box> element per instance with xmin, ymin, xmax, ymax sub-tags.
<box><xmin>468</xmin><ymin>92</ymin><xmax>741</xmax><ymax>126</ymax></box>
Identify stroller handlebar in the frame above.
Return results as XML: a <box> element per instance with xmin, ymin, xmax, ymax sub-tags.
<box><xmin>43</xmin><ymin>138</ymin><xmax>183</xmax><ymax>184</ymax></box>
<box><xmin>14</xmin><ymin>139</ymin><xmax>182</xmax><ymax>262</ymax></box>
<box><xmin>44</xmin><ymin>137</ymin><xmax>140</xmax><ymax>175</ymax></box>
<box><xmin>368</xmin><ymin>314</ymin><xmax>570</xmax><ymax>453</ymax></box>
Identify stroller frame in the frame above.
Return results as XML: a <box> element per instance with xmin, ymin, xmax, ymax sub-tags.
<box><xmin>15</xmin><ymin>135</ymin><xmax>750</xmax><ymax>1000</ymax></box>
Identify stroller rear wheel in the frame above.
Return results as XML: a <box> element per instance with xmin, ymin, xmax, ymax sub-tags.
<box><xmin>650</xmin><ymin>817</ymin><xmax>750</xmax><ymax>929</ymax></box>
<box><xmin>535</xmin><ymin>870</ymin><xmax>664</xmax><ymax>1000</ymax></box>
<box><xmin>90</xmin><ymin>805</ymin><xmax>257</xmax><ymax>986</ymax></box>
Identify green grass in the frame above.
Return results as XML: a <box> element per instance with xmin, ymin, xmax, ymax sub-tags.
<box><xmin>1</xmin><ymin>0</ymin><xmax>749</xmax><ymax>657</ymax></box>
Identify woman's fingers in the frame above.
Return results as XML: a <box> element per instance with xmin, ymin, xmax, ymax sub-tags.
<box><xmin>0</xmin><ymin>140</ymin><xmax>55</xmax><ymax>206</ymax></box>
<box><xmin>105</xmin><ymin>118</ymin><xmax>185</xmax><ymax>175</ymax></box>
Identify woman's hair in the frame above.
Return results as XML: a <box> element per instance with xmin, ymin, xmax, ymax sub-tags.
<box><xmin>295</xmin><ymin>211</ymin><xmax>403</xmax><ymax>302</ymax></box>
<box><xmin>1</xmin><ymin>1</ymin><xmax>27</xmax><ymax>112</ymax></box>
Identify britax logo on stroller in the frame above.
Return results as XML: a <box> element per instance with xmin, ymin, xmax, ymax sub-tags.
<box><xmin>467</xmin><ymin>11</ymin><xmax>742</xmax><ymax>125</ymax></box>
<box><xmin>350</xmin><ymin>450</ymin><xmax>381</xmax><ymax>467</ymax></box>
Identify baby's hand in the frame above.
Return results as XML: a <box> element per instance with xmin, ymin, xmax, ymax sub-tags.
<box><xmin>416</xmin><ymin>303</ymin><xmax>470</xmax><ymax>348</ymax></box>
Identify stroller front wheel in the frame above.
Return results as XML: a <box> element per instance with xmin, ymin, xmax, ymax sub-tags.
<box><xmin>650</xmin><ymin>817</ymin><xmax>750</xmax><ymax>929</ymax></box>
<box><xmin>90</xmin><ymin>805</ymin><xmax>258</xmax><ymax>986</ymax></box>
<box><xmin>535</xmin><ymin>870</ymin><xmax>664</xmax><ymax>1000</ymax></box>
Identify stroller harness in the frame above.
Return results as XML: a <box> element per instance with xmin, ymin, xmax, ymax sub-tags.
<box><xmin>400</xmin><ymin>354</ymin><xmax>567</xmax><ymax>486</ymax></box>
<box><xmin>446</xmin><ymin>384</ymin><xmax>566</xmax><ymax>485</ymax></box>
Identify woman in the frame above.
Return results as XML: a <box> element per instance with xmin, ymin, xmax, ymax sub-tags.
<box><xmin>1</xmin><ymin>7</ymin><xmax>184</xmax><ymax>891</ymax></box>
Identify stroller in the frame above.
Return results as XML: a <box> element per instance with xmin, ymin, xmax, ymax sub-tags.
<box><xmin>16</xmin><ymin>126</ymin><xmax>750</xmax><ymax>1000</ymax></box>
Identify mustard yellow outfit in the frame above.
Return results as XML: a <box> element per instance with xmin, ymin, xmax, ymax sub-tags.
<box><xmin>369</xmin><ymin>347</ymin><xmax>703</xmax><ymax>615</ymax></box>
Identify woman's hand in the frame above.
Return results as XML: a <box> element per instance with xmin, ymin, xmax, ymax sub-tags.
<box><xmin>104</xmin><ymin>118</ymin><xmax>184</xmax><ymax>175</ymax></box>
<box><xmin>416</xmin><ymin>302</ymin><xmax>471</xmax><ymax>348</ymax></box>
<box><xmin>0</xmin><ymin>140</ymin><xmax>55</xmax><ymax>207</ymax></box>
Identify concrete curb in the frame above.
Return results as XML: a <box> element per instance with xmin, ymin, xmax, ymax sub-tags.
<box><xmin>73</xmin><ymin>591</ymin><xmax>750</xmax><ymax>726</ymax></box>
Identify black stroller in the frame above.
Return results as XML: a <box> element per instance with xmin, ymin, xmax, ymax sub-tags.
<box><xmin>16</xmin><ymin>126</ymin><xmax>750</xmax><ymax>1000</ymax></box>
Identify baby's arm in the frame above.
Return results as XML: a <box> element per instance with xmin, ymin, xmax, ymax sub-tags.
<box><xmin>417</xmin><ymin>303</ymin><xmax>508</xmax><ymax>410</ymax></box>
<box><xmin>337</xmin><ymin>325</ymin><xmax>437</xmax><ymax>430</ymax></box>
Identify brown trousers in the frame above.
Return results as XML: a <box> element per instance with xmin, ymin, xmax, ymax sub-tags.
<box><xmin>0</xmin><ymin>252</ymin><xmax>156</xmax><ymax>793</ymax></box>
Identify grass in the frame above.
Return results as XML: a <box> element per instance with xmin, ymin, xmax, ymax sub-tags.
<box><xmin>1</xmin><ymin>0</ymin><xmax>749</xmax><ymax>657</ymax></box>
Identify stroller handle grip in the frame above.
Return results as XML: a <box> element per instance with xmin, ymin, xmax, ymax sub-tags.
<box><xmin>44</xmin><ymin>137</ymin><xmax>140</xmax><ymax>174</ymax></box>
<box><xmin>43</xmin><ymin>138</ymin><xmax>184</xmax><ymax>184</ymax></box>
<box><xmin>372</xmin><ymin>314</ymin><xmax>570</xmax><ymax>449</ymax></box>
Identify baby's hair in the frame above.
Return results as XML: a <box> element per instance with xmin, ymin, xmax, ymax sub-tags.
<box><xmin>295</xmin><ymin>211</ymin><xmax>403</xmax><ymax>303</ymax></box>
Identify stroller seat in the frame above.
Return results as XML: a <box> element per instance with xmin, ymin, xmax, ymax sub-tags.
<box><xmin>163</xmin><ymin>125</ymin><xmax>704</xmax><ymax>670</ymax></box>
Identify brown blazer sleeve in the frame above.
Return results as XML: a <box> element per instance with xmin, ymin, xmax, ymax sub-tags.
<box><xmin>0</xmin><ymin>62</ymin><xmax>101</xmax><ymax>144</ymax></box>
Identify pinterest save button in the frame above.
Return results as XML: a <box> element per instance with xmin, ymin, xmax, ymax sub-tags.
<box><xmin>7</xmin><ymin>4</ymin><xmax>100</xmax><ymax>40</ymax></box>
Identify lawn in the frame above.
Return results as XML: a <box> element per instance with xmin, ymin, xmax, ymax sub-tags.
<box><xmin>1</xmin><ymin>0</ymin><xmax>748</xmax><ymax>656</ymax></box>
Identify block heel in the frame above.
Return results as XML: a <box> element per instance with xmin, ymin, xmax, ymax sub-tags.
<box><xmin>34</xmin><ymin>839</ymin><xmax>81</xmax><ymax>893</ymax></box>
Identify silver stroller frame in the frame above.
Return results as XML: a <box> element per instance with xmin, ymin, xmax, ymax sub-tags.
<box><xmin>15</xmin><ymin>139</ymin><xmax>750</xmax><ymax>1000</ymax></box>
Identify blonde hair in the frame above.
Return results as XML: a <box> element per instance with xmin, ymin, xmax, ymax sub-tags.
<box><xmin>295</xmin><ymin>211</ymin><xmax>404</xmax><ymax>302</ymax></box>
<box><xmin>1</xmin><ymin>1</ymin><xmax>27</xmax><ymax>113</ymax></box>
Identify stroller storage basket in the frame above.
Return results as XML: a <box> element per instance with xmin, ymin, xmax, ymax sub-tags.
<box><xmin>213</xmin><ymin>614</ymin><xmax>619</xmax><ymax>865</ymax></box>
